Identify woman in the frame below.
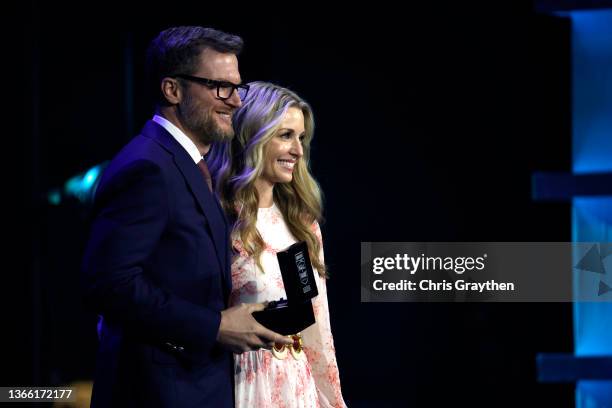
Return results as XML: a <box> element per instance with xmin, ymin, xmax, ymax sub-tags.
<box><xmin>209</xmin><ymin>82</ymin><xmax>347</xmax><ymax>408</ymax></box>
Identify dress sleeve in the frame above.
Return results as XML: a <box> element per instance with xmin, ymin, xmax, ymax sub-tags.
<box><xmin>301</xmin><ymin>221</ymin><xmax>348</xmax><ymax>408</ymax></box>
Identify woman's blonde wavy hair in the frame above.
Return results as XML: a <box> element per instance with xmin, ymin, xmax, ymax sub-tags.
<box><xmin>208</xmin><ymin>81</ymin><xmax>326</xmax><ymax>276</ymax></box>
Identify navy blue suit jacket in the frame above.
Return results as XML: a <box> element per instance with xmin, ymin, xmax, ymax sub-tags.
<box><xmin>82</xmin><ymin>120</ymin><xmax>233</xmax><ymax>407</ymax></box>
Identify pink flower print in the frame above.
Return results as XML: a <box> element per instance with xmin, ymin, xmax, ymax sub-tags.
<box><xmin>264</xmin><ymin>243</ymin><xmax>277</xmax><ymax>255</ymax></box>
<box><xmin>275</xmin><ymin>274</ymin><xmax>285</xmax><ymax>291</ymax></box>
<box><xmin>269</xmin><ymin>209</ymin><xmax>281</xmax><ymax>225</ymax></box>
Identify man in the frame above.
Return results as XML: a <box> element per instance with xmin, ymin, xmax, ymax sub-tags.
<box><xmin>82</xmin><ymin>26</ymin><xmax>291</xmax><ymax>408</ymax></box>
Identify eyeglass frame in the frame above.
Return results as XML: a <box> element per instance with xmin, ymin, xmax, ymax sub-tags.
<box><xmin>174</xmin><ymin>74</ymin><xmax>249</xmax><ymax>101</ymax></box>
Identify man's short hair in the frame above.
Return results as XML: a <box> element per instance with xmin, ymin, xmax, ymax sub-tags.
<box><xmin>146</xmin><ymin>26</ymin><xmax>244</xmax><ymax>107</ymax></box>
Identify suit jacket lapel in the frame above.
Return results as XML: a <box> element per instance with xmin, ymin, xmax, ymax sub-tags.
<box><xmin>143</xmin><ymin>121</ymin><xmax>229</xmax><ymax>287</ymax></box>
<box><xmin>173</xmin><ymin>153</ymin><xmax>227</xmax><ymax>268</ymax></box>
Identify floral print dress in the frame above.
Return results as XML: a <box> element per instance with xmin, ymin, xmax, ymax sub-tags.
<box><xmin>230</xmin><ymin>204</ymin><xmax>347</xmax><ymax>408</ymax></box>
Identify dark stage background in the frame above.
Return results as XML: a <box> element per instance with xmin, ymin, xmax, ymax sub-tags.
<box><xmin>8</xmin><ymin>1</ymin><xmax>575</xmax><ymax>406</ymax></box>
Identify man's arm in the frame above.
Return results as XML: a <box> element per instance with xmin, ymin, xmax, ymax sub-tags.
<box><xmin>82</xmin><ymin>159</ymin><xmax>222</xmax><ymax>354</ymax></box>
<box><xmin>82</xmin><ymin>159</ymin><xmax>292</xmax><ymax>355</ymax></box>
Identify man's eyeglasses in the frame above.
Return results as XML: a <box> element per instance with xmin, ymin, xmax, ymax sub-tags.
<box><xmin>174</xmin><ymin>74</ymin><xmax>249</xmax><ymax>101</ymax></box>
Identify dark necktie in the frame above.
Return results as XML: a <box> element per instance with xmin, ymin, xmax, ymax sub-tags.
<box><xmin>197</xmin><ymin>159</ymin><xmax>213</xmax><ymax>192</ymax></box>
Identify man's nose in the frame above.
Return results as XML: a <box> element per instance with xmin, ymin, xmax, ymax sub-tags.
<box><xmin>225</xmin><ymin>88</ymin><xmax>242</xmax><ymax>108</ymax></box>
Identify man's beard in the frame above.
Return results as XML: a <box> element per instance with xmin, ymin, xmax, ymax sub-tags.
<box><xmin>179</xmin><ymin>96</ymin><xmax>234</xmax><ymax>145</ymax></box>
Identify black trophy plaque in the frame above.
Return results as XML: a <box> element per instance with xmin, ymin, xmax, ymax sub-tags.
<box><xmin>252</xmin><ymin>241</ymin><xmax>318</xmax><ymax>335</ymax></box>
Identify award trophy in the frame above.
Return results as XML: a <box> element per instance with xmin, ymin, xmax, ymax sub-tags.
<box><xmin>252</xmin><ymin>241</ymin><xmax>319</xmax><ymax>335</ymax></box>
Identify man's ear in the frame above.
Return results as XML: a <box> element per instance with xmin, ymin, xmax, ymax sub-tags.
<box><xmin>161</xmin><ymin>77</ymin><xmax>182</xmax><ymax>105</ymax></box>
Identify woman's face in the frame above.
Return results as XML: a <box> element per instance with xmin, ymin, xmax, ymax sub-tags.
<box><xmin>260</xmin><ymin>106</ymin><xmax>305</xmax><ymax>186</ymax></box>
